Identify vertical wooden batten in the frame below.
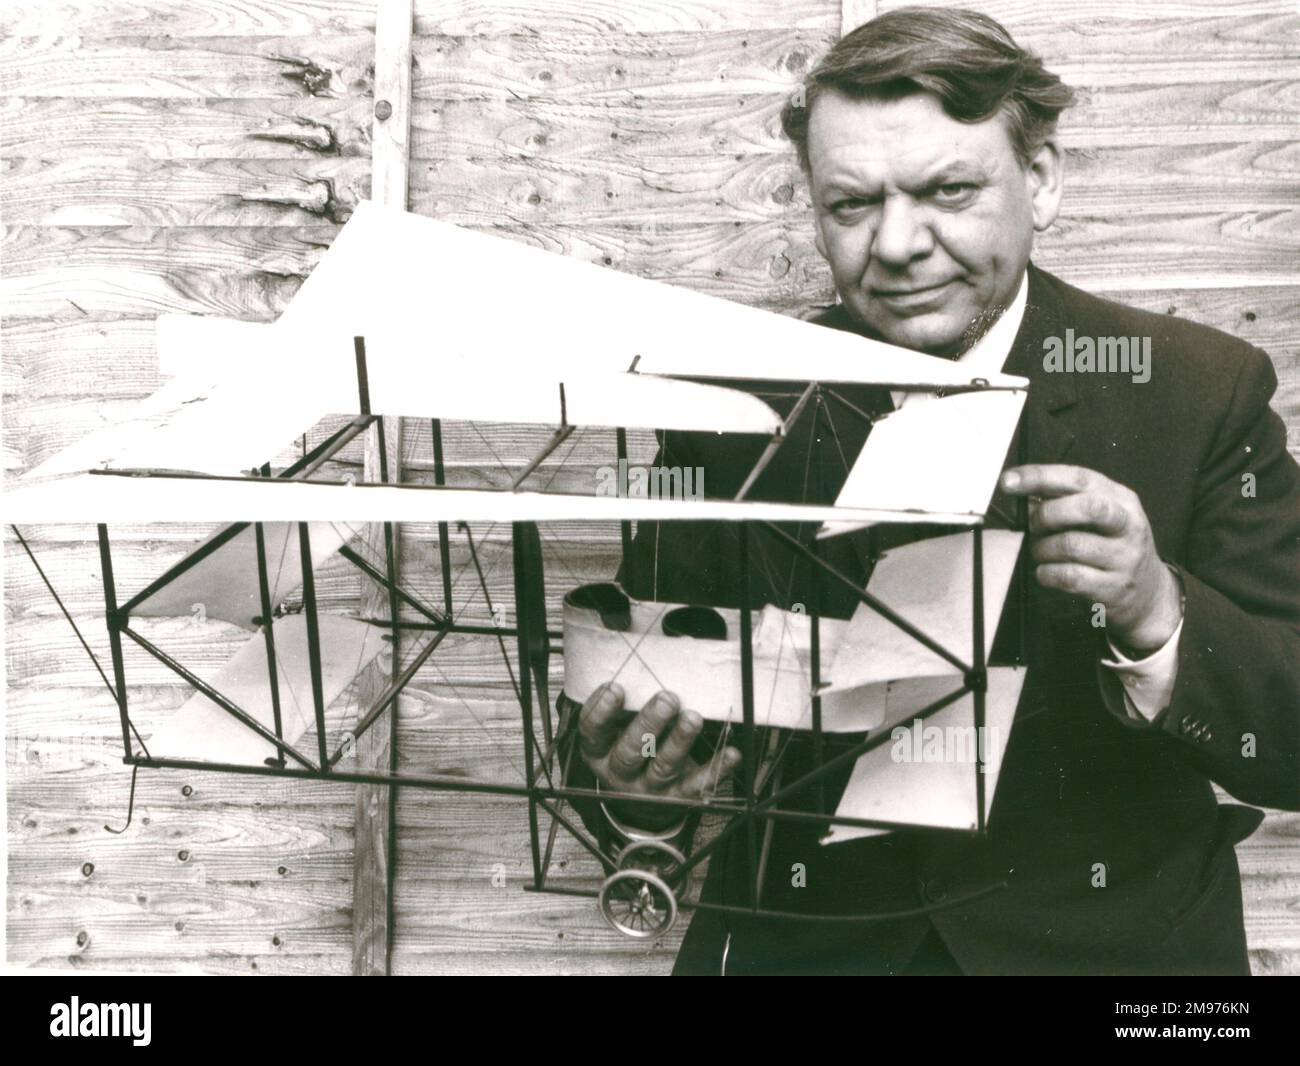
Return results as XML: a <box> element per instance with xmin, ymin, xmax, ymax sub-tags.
<box><xmin>840</xmin><ymin>0</ymin><xmax>878</xmax><ymax>36</ymax></box>
<box><xmin>352</xmin><ymin>0</ymin><xmax>414</xmax><ymax>977</ymax></box>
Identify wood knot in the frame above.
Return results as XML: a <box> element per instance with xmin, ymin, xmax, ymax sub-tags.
<box><xmin>784</xmin><ymin>50</ymin><xmax>810</xmax><ymax>74</ymax></box>
<box><xmin>270</xmin><ymin>54</ymin><xmax>335</xmax><ymax>97</ymax></box>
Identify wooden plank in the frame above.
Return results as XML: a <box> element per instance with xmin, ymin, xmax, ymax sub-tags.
<box><xmin>6</xmin><ymin>881</ymin><xmax>355</xmax><ymax>964</ymax></box>
<box><xmin>0</xmin><ymin>224</ymin><xmax>337</xmax><ymax>293</ymax></box>
<box><xmin>1</xmin><ymin>316</ymin><xmax>163</xmax><ymax>398</ymax></box>
<box><xmin>0</xmin><ymin>156</ymin><xmax>367</xmax><ymax>227</ymax></box>
<box><xmin>406</xmin><ymin>23</ymin><xmax>1297</xmax><ymax>99</ymax></box>
<box><xmin>0</xmin><ymin>1</ymin><xmax>381</xmax><ymax>38</ymax></box>
<box><xmin>353</xmin><ymin>0</ymin><xmax>414</xmax><ymax>978</ymax></box>
<box><xmin>841</xmin><ymin>0</ymin><xmax>878</xmax><ymax>35</ymax></box>
<box><xmin>0</xmin><ymin>1</ymin><xmax>839</xmax><ymax>38</ymax></box>
<box><xmin>0</xmin><ymin>220</ymin><xmax>832</xmax><ymax>320</ymax></box>
<box><xmin>1060</xmin><ymin>81</ymin><xmax>1300</xmax><ymax>146</ymax></box>
<box><xmin>0</xmin><ymin>34</ymin><xmax>374</xmax><ymax>99</ymax></box>
<box><xmin>410</xmin><ymin>94</ymin><xmax>795</xmax><ymax>159</ymax></box>
<box><xmin>409</xmin><ymin>29</ymin><xmax>831</xmax><ymax>99</ymax></box>
<box><xmin>1033</xmin><ymin>209</ymin><xmax>1300</xmax><ymax>289</ymax></box>
<box><xmin>0</xmin><ymin>96</ymin><xmax>372</xmax><ymax>160</ymax></box>
<box><xmin>877</xmin><ymin>0</ymin><xmax>1294</xmax><ymax>24</ymax></box>
<box><xmin>417</xmin><ymin>0</ymin><xmax>837</xmax><ymax>34</ymax></box>
<box><xmin>9</xmin><ymin>797</ymin><xmax>357</xmax><ymax>887</ymax></box>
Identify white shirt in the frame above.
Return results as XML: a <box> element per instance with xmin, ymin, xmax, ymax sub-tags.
<box><xmin>890</xmin><ymin>271</ymin><xmax>1030</xmax><ymax>410</ymax></box>
<box><xmin>895</xmin><ymin>271</ymin><xmax>1181</xmax><ymax>722</ymax></box>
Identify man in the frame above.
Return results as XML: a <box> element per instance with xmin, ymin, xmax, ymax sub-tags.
<box><xmin>569</xmin><ymin>7</ymin><xmax>1300</xmax><ymax>974</ymax></box>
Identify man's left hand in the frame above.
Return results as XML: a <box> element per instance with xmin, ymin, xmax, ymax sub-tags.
<box><xmin>1001</xmin><ymin>464</ymin><xmax>1183</xmax><ymax>656</ymax></box>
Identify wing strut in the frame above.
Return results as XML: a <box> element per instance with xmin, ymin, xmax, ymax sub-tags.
<box><xmin>10</xmin><ymin>524</ymin><xmax>118</xmax><ymax>703</ymax></box>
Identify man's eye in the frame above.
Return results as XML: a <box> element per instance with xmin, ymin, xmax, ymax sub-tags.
<box><xmin>932</xmin><ymin>183</ymin><xmax>975</xmax><ymax>203</ymax></box>
<box><xmin>830</xmin><ymin>198</ymin><xmax>868</xmax><ymax>217</ymax></box>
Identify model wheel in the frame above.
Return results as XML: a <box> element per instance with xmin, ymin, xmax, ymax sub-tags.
<box><xmin>599</xmin><ymin>868</ymin><xmax>678</xmax><ymax>939</ymax></box>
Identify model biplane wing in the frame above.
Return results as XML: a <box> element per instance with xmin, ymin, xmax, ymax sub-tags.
<box><xmin>16</xmin><ymin>199</ymin><xmax>1027</xmax><ymax>528</ymax></box>
<box><xmin>273</xmin><ymin>200</ymin><xmax>1027</xmax><ymax>390</ymax></box>
<box><xmin>6</xmin><ymin>473</ymin><xmax>1001</xmax><ymax>527</ymax></box>
<box><xmin>824</xmin><ymin>666</ymin><xmax>1026</xmax><ymax>841</ymax></box>
<box><xmin>130</xmin><ymin>521</ymin><xmax>362</xmax><ymax>628</ymax></box>
<box><xmin>6</xmin><ymin>200</ymin><xmax>1036</xmax><ymax>938</ymax></box>
<box><xmin>22</xmin><ymin>348</ymin><xmax>784</xmax><ymax>483</ymax></box>
<box><xmin>145</xmin><ymin>614</ymin><xmax>386</xmax><ymax>765</ymax></box>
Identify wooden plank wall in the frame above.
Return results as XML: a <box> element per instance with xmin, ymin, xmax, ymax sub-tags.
<box><xmin>4</xmin><ymin>0</ymin><xmax>1297</xmax><ymax>975</ymax></box>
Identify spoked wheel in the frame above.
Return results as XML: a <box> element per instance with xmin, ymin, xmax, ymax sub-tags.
<box><xmin>599</xmin><ymin>868</ymin><xmax>677</xmax><ymax>939</ymax></box>
<box><xmin>598</xmin><ymin>840</ymin><xmax>689</xmax><ymax>939</ymax></box>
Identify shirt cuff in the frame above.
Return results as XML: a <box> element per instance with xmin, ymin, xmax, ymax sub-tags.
<box><xmin>1100</xmin><ymin>615</ymin><xmax>1184</xmax><ymax>722</ymax></box>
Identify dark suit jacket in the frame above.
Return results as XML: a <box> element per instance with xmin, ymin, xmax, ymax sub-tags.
<box><xmin>571</xmin><ymin>263</ymin><xmax>1300</xmax><ymax>975</ymax></box>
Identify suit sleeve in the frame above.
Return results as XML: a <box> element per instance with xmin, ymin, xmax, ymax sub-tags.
<box><xmin>1155</xmin><ymin>346</ymin><xmax>1300</xmax><ymax>810</ymax></box>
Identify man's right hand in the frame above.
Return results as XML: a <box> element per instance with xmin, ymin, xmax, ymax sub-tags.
<box><xmin>578</xmin><ymin>682</ymin><xmax>742</xmax><ymax>831</ymax></box>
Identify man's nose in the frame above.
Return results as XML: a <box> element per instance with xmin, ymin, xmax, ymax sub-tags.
<box><xmin>871</xmin><ymin>196</ymin><xmax>933</xmax><ymax>267</ymax></box>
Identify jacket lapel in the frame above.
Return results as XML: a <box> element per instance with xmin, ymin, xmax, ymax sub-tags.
<box><xmin>985</xmin><ymin>262</ymin><xmax>1078</xmax><ymax>529</ymax></box>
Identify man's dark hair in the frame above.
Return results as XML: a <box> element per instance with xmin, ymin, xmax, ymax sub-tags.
<box><xmin>780</xmin><ymin>6</ymin><xmax>1075</xmax><ymax>171</ymax></box>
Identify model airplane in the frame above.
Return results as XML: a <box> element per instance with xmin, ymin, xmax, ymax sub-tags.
<box><xmin>6</xmin><ymin>201</ymin><xmax>1031</xmax><ymax>939</ymax></box>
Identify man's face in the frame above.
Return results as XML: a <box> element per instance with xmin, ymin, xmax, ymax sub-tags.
<box><xmin>806</xmin><ymin>90</ymin><xmax>1061</xmax><ymax>356</ymax></box>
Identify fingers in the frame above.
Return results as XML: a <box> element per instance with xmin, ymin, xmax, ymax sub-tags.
<box><xmin>606</xmin><ymin>691</ymin><xmax>681</xmax><ymax>781</ymax></box>
<box><xmin>580</xmin><ymin>686</ymin><xmax>740</xmax><ymax>800</ymax></box>
<box><xmin>1002</xmin><ymin>464</ymin><xmax>1102</xmax><ymax>499</ymax></box>
<box><xmin>642</xmin><ymin>708</ymin><xmax>704</xmax><ymax>792</ymax></box>
<box><xmin>678</xmin><ymin>746</ymin><xmax>743</xmax><ymax>800</ymax></box>
<box><xmin>577</xmin><ymin>682</ymin><xmax>626</xmax><ymax>760</ymax></box>
<box><xmin>1035</xmin><ymin>561</ymin><xmax>1114</xmax><ymax>597</ymax></box>
<box><xmin>1030</xmin><ymin>530</ymin><xmax>1123</xmax><ymax>570</ymax></box>
<box><xmin>1029</xmin><ymin>492</ymin><xmax>1129</xmax><ymax>537</ymax></box>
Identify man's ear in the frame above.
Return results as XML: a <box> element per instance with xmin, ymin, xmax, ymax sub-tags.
<box><xmin>1027</xmin><ymin>138</ymin><xmax>1064</xmax><ymax>233</ymax></box>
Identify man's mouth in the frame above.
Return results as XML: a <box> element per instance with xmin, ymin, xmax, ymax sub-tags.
<box><xmin>868</xmin><ymin>278</ymin><xmax>957</xmax><ymax>312</ymax></box>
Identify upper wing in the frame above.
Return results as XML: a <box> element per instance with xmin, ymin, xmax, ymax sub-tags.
<box><xmin>19</xmin><ymin>359</ymin><xmax>325</xmax><ymax>480</ymax></box>
<box><xmin>21</xmin><ymin>333</ymin><xmax>782</xmax><ymax>481</ymax></box>
<box><xmin>276</xmin><ymin>200</ymin><xmax>1023</xmax><ymax>391</ymax></box>
<box><xmin>3</xmin><ymin>473</ymin><xmax>987</xmax><ymax>527</ymax></box>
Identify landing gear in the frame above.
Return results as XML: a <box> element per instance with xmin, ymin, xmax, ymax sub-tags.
<box><xmin>598</xmin><ymin>840</ymin><xmax>689</xmax><ymax>939</ymax></box>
